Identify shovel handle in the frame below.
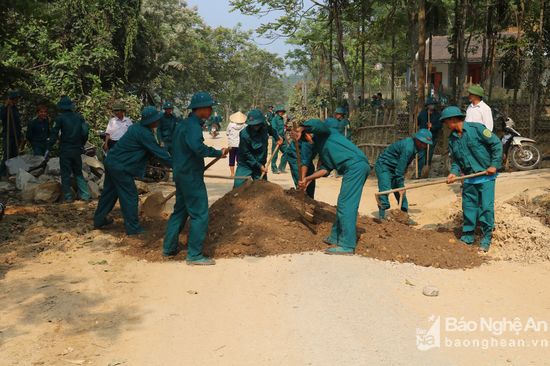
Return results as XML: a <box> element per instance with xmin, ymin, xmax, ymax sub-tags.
<box><xmin>375</xmin><ymin>171</ymin><xmax>488</xmax><ymax>197</ymax></box>
<box><xmin>160</xmin><ymin>190</ymin><xmax>177</xmax><ymax>205</ymax></box>
<box><xmin>204</xmin><ymin>174</ymin><xmax>250</xmax><ymax>180</ymax></box>
<box><xmin>261</xmin><ymin>143</ymin><xmax>281</xmax><ymax>179</ymax></box>
<box><xmin>204</xmin><ymin>154</ymin><xmax>223</xmax><ymax>171</ymax></box>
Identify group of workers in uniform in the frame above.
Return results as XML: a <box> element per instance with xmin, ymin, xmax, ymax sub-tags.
<box><xmin>1</xmin><ymin>85</ymin><xmax>502</xmax><ymax>260</ymax></box>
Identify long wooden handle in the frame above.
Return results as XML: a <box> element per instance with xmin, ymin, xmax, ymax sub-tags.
<box><xmin>261</xmin><ymin>143</ymin><xmax>281</xmax><ymax>179</ymax></box>
<box><xmin>161</xmin><ymin>190</ymin><xmax>177</xmax><ymax>205</ymax></box>
<box><xmin>204</xmin><ymin>155</ymin><xmax>223</xmax><ymax>171</ymax></box>
<box><xmin>204</xmin><ymin>174</ymin><xmax>250</xmax><ymax>180</ymax></box>
<box><xmin>375</xmin><ymin>171</ymin><xmax>488</xmax><ymax>196</ymax></box>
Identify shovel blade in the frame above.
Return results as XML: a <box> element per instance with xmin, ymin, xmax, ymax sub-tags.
<box><xmin>142</xmin><ymin>191</ymin><xmax>168</xmax><ymax>218</ymax></box>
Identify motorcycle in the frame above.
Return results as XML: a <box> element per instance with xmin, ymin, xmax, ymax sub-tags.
<box><xmin>495</xmin><ymin>109</ymin><xmax>541</xmax><ymax>171</ymax></box>
<box><xmin>209</xmin><ymin>123</ymin><xmax>219</xmax><ymax>139</ymax></box>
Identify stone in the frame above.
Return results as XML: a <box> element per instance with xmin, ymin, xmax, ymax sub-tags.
<box><xmin>16</xmin><ymin>169</ymin><xmax>38</xmax><ymax>190</ymax></box>
<box><xmin>37</xmin><ymin>175</ymin><xmax>58</xmax><ymax>184</ymax></box>
<box><xmin>135</xmin><ymin>180</ymin><xmax>149</xmax><ymax>195</ymax></box>
<box><xmin>82</xmin><ymin>170</ymin><xmax>90</xmax><ymax>181</ymax></box>
<box><xmin>0</xmin><ymin>181</ymin><xmax>15</xmax><ymax>193</ymax></box>
<box><xmin>422</xmin><ymin>286</ymin><xmax>439</xmax><ymax>297</ymax></box>
<box><xmin>34</xmin><ymin>181</ymin><xmax>62</xmax><ymax>203</ymax></box>
<box><xmin>82</xmin><ymin>155</ymin><xmax>104</xmax><ymax>171</ymax></box>
<box><xmin>46</xmin><ymin>158</ymin><xmax>61</xmax><ymax>175</ymax></box>
<box><xmin>21</xmin><ymin>182</ymin><xmax>38</xmax><ymax>202</ymax></box>
<box><xmin>5</xmin><ymin>155</ymin><xmax>45</xmax><ymax>175</ymax></box>
<box><xmin>97</xmin><ymin>174</ymin><xmax>105</xmax><ymax>190</ymax></box>
<box><xmin>88</xmin><ymin>180</ymin><xmax>100</xmax><ymax>199</ymax></box>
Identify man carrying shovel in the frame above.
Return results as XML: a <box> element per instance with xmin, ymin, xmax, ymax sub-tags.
<box><xmin>162</xmin><ymin>92</ymin><xmax>228</xmax><ymax>265</ymax></box>
<box><xmin>441</xmin><ymin>106</ymin><xmax>502</xmax><ymax>251</ymax></box>
<box><xmin>93</xmin><ymin>105</ymin><xmax>172</xmax><ymax>235</ymax></box>
<box><xmin>375</xmin><ymin>129</ymin><xmax>432</xmax><ymax>223</ymax></box>
<box><xmin>296</xmin><ymin>119</ymin><xmax>370</xmax><ymax>255</ymax></box>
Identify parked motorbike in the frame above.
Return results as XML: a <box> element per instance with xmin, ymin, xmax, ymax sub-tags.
<box><xmin>210</xmin><ymin>124</ymin><xmax>219</xmax><ymax>139</ymax></box>
<box><xmin>495</xmin><ymin>109</ymin><xmax>541</xmax><ymax>171</ymax></box>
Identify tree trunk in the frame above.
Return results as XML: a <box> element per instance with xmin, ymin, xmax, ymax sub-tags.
<box><xmin>333</xmin><ymin>0</ymin><xmax>356</xmax><ymax>116</ymax></box>
<box><xmin>417</xmin><ymin>0</ymin><xmax>426</xmax><ymax>113</ymax></box>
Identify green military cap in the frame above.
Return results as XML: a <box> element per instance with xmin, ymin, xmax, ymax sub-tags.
<box><xmin>335</xmin><ymin>107</ymin><xmax>346</xmax><ymax>115</ymax></box>
<box><xmin>163</xmin><ymin>101</ymin><xmax>174</xmax><ymax>109</ymax></box>
<box><xmin>274</xmin><ymin>105</ymin><xmax>286</xmax><ymax>113</ymax></box>
<box><xmin>112</xmin><ymin>101</ymin><xmax>127</xmax><ymax>111</ymax></box>
<box><xmin>57</xmin><ymin>96</ymin><xmax>75</xmax><ymax>111</ymax></box>
<box><xmin>139</xmin><ymin>105</ymin><xmax>164</xmax><ymax>126</ymax></box>
<box><xmin>414</xmin><ymin>129</ymin><xmax>433</xmax><ymax>145</ymax></box>
<box><xmin>467</xmin><ymin>84</ymin><xmax>485</xmax><ymax>98</ymax></box>
<box><xmin>187</xmin><ymin>92</ymin><xmax>217</xmax><ymax>110</ymax></box>
<box><xmin>246</xmin><ymin>109</ymin><xmax>266</xmax><ymax>126</ymax></box>
<box><xmin>440</xmin><ymin>106</ymin><xmax>466</xmax><ymax>122</ymax></box>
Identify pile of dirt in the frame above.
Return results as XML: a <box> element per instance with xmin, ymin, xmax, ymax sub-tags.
<box><xmin>446</xmin><ymin>191</ymin><xmax>550</xmax><ymax>263</ymax></box>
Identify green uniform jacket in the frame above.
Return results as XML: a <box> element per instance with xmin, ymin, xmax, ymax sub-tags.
<box><xmin>306</xmin><ymin>120</ymin><xmax>368</xmax><ymax>174</ymax></box>
<box><xmin>237</xmin><ymin>124</ymin><xmax>279</xmax><ymax>170</ymax></box>
<box><xmin>105</xmin><ymin>123</ymin><xmax>172</xmax><ymax>177</ymax></box>
<box><xmin>376</xmin><ymin>137</ymin><xmax>421</xmax><ymax>187</ymax></box>
<box><xmin>266</xmin><ymin>111</ymin><xmax>275</xmax><ymax>125</ymax></box>
<box><xmin>159</xmin><ymin>114</ymin><xmax>181</xmax><ymax>145</ymax></box>
<box><xmin>448</xmin><ymin>122</ymin><xmax>502</xmax><ymax>175</ymax></box>
<box><xmin>417</xmin><ymin>109</ymin><xmax>441</xmax><ymax>131</ymax></box>
<box><xmin>271</xmin><ymin>114</ymin><xmax>285</xmax><ymax>138</ymax></box>
<box><xmin>172</xmin><ymin>113</ymin><xmax>222</xmax><ymax>181</ymax></box>
<box><xmin>26</xmin><ymin>117</ymin><xmax>50</xmax><ymax>152</ymax></box>
<box><xmin>325</xmin><ymin>117</ymin><xmax>350</xmax><ymax>139</ymax></box>
<box><xmin>285</xmin><ymin>139</ymin><xmax>316</xmax><ymax>167</ymax></box>
<box><xmin>49</xmin><ymin>111</ymin><xmax>88</xmax><ymax>153</ymax></box>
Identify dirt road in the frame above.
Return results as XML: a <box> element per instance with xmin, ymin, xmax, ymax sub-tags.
<box><xmin>1</xmin><ymin>133</ymin><xmax>549</xmax><ymax>365</ymax></box>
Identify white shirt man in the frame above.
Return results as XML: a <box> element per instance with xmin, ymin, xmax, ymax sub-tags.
<box><xmin>465</xmin><ymin>84</ymin><xmax>493</xmax><ymax>131</ymax></box>
<box><xmin>106</xmin><ymin>115</ymin><xmax>133</xmax><ymax>141</ymax></box>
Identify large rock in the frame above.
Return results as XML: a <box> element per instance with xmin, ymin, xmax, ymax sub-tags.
<box><xmin>88</xmin><ymin>180</ymin><xmax>100</xmax><ymax>199</ymax></box>
<box><xmin>37</xmin><ymin>175</ymin><xmax>59</xmax><ymax>184</ymax></box>
<box><xmin>16</xmin><ymin>169</ymin><xmax>38</xmax><ymax>191</ymax></box>
<box><xmin>135</xmin><ymin>180</ymin><xmax>150</xmax><ymax>195</ymax></box>
<box><xmin>34</xmin><ymin>181</ymin><xmax>62</xmax><ymax>203</ymax></box>
<box><xmin>82</xmin><ymin>155</ymin><xmax>104</xmax><ymax>176</ymax></box>
<box><xmin>0</xmin><ymin>181</ymin><xmax>15</xmax><ymax>193</ymax></box>
<box><xmin>46</xmin><ymin>158</ymin><xmax>61</xmax><ymax>175</ymax></box>
<box><xmin>5</xmin><ymin>155</ymin><xmax>45</xmax><ymax>175</ymax></box>
<box><xmin>21</xmin><ymin>182</ymin><xmax>38</xmax><ymax>202</ymax></box>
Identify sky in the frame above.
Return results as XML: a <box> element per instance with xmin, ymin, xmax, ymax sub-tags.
<box><xmin>185</xmin><ymin>0</ymin><xmax>295</xmax><ymax>57</ymax></box>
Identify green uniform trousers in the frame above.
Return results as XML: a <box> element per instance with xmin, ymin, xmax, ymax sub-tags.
<box><xmin>461</xmin><ymin>180</ymin><xmax>495</xmax><ymax>245</ymax></box>
<box><xmin>93</xmin><ymin>167</ymin><xmax>142</xmax><ymax>235</ymax></box>
<box><xmin>60</xmin><ymin>151</ymin><xmax>90</xmax><ymax>201</ymax></box>
<box><xmin>328</xmin><ymin>160</ymin><xmax>370</xmax><ymax>249</ymax></box>
<box><xmin>375</xmin><ymin>163</ymin><xmax>408</xmax><ymax>212</ymax></box>
<box><xmin>233</xmin><ymin>165</ymin><xmax>266</xmax><ymax>188</ymax></box>
<box><xmin>271</xmin><ymin>139</ymin><xmax>287</xmax><ymax>172</ymax></box>
<box><xmin>163</xmin><ymin>178</ymin><xmax>210</xmax><ymax>260</ymax></box>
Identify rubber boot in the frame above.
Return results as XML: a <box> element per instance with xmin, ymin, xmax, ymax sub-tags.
<box><xmin>186</xmin><ymin>255</ymin><xmax>216</xmax><ymax>266</ymax></box>
<box><xmin>325</xmin><ymin>246</ymin><xmax>354</xmax><ymax>255</ymax></box>
<box><xmin>460</xmin><ymin>232</ymin><xmax>475</xmax><ymax>245</ymax></box>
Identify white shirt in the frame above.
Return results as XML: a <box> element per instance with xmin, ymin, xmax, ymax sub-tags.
<box><xmin>106</xmin><ymin>116</ymin><xmax>133</xmax><ymax>141</ymax></box>
<box><xmin>226</xmin><ymin>122</ymin><xmax>246</xmax><ymax>148</ymax></box>
<box><xmin>465</xmin><ymin>100</ymin><xmax>494</xmax><ymax>131</ymax></box>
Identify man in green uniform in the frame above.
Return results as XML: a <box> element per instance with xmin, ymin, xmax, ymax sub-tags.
<box><xmin>375</xmin><ymin>129</ymin><xmax>432</xmax><ymax>221</ymax></box>
<box><xmin>416</xmin><ymin>97</ymin><xmax>441</xmax><ymax>173</ymax></box>
<box><xmin>265</xmin><ymin>105</ymin><xmax>274</xmax><ymax>126</ymax></box>
<box><xmin>159</xmin><ymin>101</ymin><xmax>180</xmax><ymax>152</ymax></box>
<box><xmin>441</xmin><ymin>106</ymin><xmax>502</xmax><ymax>251</ymax></box>
<box><xmin>326</xmin><ymin>107</ymin><xmax>351</xmax><ymax>140</ymax></box>
<box><xmin>1</xmin><ymin>90</ymin><xmax>23</xmax><ymax>176</ymax></box>
<box><xmin>94</xmin><ymin>106</ymin><xmax>172</xmax><ymax>234</ymax></box>
<box><xmin>48</xmin><ymin>96</ymin><xmax>90</xmax><ymax>202</ymax></box>
<box><xmin>285</xmin><ymin>133</ymin><xmax>316</xmax><ymax>199</ymax></box>
<box><xmin>163</xmin><ymin>92</ymin><xmax>228</xmax><ymax>265</ymax></box>
<box><xmin>27</xmin><ymin>105</ymin><xmax>50</xmax><ymax>155</ymax></box>
<box><xmin>295</xmin><ymin>119</ymin><xmax>370</xmax><ymax>255</ymax></box>
<box><xmin>233</xmin><ymin>109</ymin><xmax>281</xmax><ymax>188</ymax></box>
<box><xmin>270</xmin><ymin>105</ymin><xmax>287</xmax><ymax>174</ymax></box>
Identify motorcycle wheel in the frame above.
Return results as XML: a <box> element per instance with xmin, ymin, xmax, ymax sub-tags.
<box><xmin>510</xmin><ymin>142</ymin><xmax>541</xmax><ymax>171</ymax></box>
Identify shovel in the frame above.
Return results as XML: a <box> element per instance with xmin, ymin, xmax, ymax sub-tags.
<box><xmin>260</xmin><ymin>143</ymin><xmax>281</xmax><ymax>180</ymax></box>
<box><xmin>375</xmin><ymin>171</ymin><xmax>488</xmax><ymax>212</ymax></box>
<box><xmin>142</xmin><ymin>154</ymin><xmax>225</xmax><ymax>218</ymax></box>
<box><xmin>420</xmin><ymin>113</ymin><xmax>432</xmax><ymax>178</ymax></box>
<box><xmin>292</xmin><ymin>125</ymin><xmax>316</xmax><ymax>233</ymax></box>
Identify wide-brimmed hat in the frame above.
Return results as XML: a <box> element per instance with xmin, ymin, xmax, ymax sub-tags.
<box><xmin>139</xmin><ymin>106</ymin><xmax>164</xmax><ymax>126</ymax></box>
<box><xmin>112</xmin><ymin>101</ymin><xmax>127</xmax><ymax>111</ymax></box>
<box><xmin>274</xmin><ymin>104</ymin><xmax>286</xmax><ymax>113</ymax></box>
<box><xmin>246</xmin><ymin>109</ymin><xmax>266</xmax><ymax>126</ymax></box>
<box><xmin>335</xmin><ymin>107</ymin><xmax>346</xmax><ymax>115</ymax></box>
<box><xmin>187</xmin><ymin>92</ymin><xmax>217</xmax><ymax>109</ymax></box>
<box><xmin>57</xmin><ymin>96</ymin><xmax>75</xmax><ymax>111</ymax></box>
<box><xmin>440</xmin><ymin>106</ymin><xmax>466</xmax><ymax>122</ymax></box>
<box><xmin>467</xmin><ymin>84</ymin><xmax>485</xmax><ymax>98</ymax></box>
<box><xmin>414</xmin><ymin>129</ymin><xmax>433</xmax><ymax>145</ymax></box>
<box><xmin>230</xmin><ymin>111</ymin><xmax>247</xmax><ymax>124</ymax></box>
<box><xmin>163</xmin><ymin>101</ymin><xmax>174</xmax><ymax>110</ymax></box>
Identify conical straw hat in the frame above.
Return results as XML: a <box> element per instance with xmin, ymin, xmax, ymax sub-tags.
<box><xmin>230</xmin><ymin>111</ymin><xmax>247</xmax><ymax>124</ymax></box>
